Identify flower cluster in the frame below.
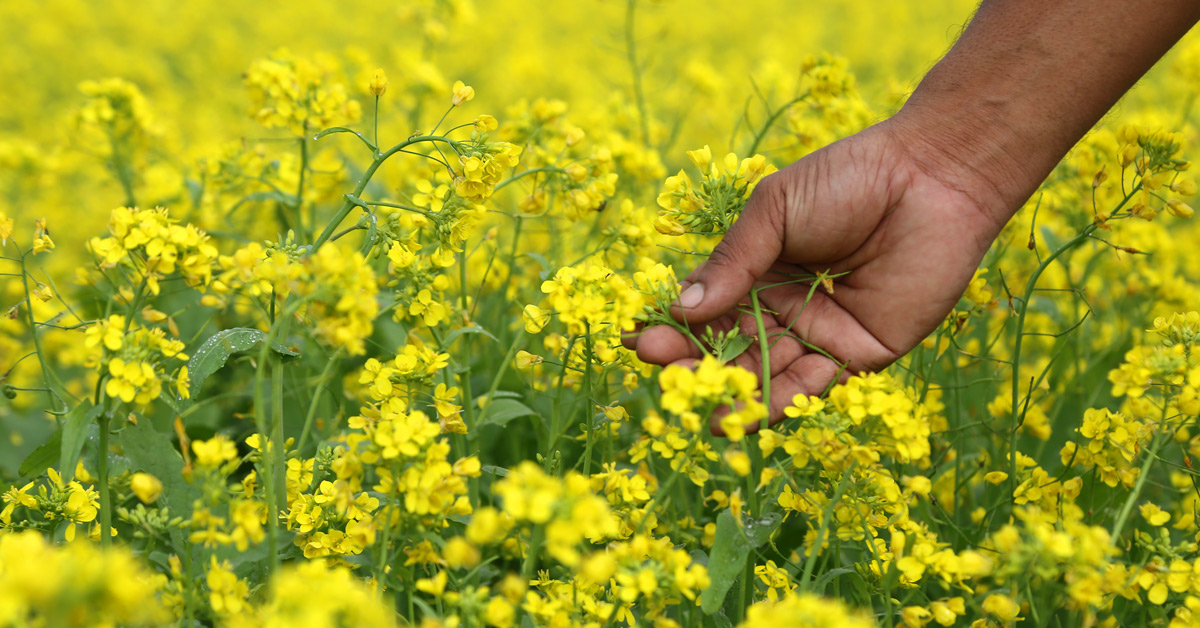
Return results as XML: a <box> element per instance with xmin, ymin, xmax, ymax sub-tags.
<box><xmin>85</xmin><ymin>314</ymin><xmax>189</xmax><ymax>407</ymax></box>
<box><xmin>244</xmin><ymin>49</ymin><xmax>362</xmax><ymax>135</ymax></box>
<box><xmin>0</xmin><ymin>531</ymin><xmax>167</xmax><ymax>627</ymax></box>
<box><xmin>655</xmin><ymin>145</ymin><xmax>775</xmax><ymax>236</ymax></box>
<box><xmin>87</xmin><ymin>206</ymin><xmax>219</xmax><ymax>294</ymax></box>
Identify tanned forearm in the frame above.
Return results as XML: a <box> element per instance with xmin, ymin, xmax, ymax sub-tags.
<box><xmin>894</xmin><ymin>0</ymin><xmax>1200</xmax><ymax>222</ymax></box>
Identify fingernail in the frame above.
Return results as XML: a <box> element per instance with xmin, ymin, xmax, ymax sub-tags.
<box><xmin>678</xmin><ymin>282</ymin><xmax>705</xmax><ymax>309</ymax></box>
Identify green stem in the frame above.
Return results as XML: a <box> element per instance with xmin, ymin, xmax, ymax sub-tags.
<box><xmin>458</xmin><ymin>251</ymin><xmax>476</xmax><ymax>434</ymax></box>
<box><xmin>746</xmin><ymin>94</ymin><xmax>808</xmax><ymax>156</ymax></box>
<box><xmin>253</xmin><ymin>298</ymin><xmax>298</xmax><ymax>575</ymax></box>
<box><xmin>545</xmin><ymin>335</ymin><xmax>579</xmax><ymax>467</ymax></box>
<box><xmin>634</xmin><ymin>467</ymin><xmax>681</xmax><ymax>536</ymax></box>
<box><xmin>476</xmin><ymin>332</ymin><xmax>526</xmax><ymax>427</ymax></box>
<box><xmin>582</xmin><ymin>325</ymin><xmax>595</xmax><ymax>477</ymax></box>
<box><xmin>1008</xmin><ymin>225</ymin><xmax>1094</xmax><ymax>503</ymax></box>
<box><xmin>625</xmin><ymin>0</ymin><xmax>650</xmax><ymax>144</ymax></box>
<box><xmin>521</xmin><ymin>525</ymin><xmax>544</xmax><ymax>581</ymax></box>
<box><xmin>493</xmin><ymin>167</ymin><xmax>568</xmax><ymax>192</ymax></box>
<box><xmin>377</xmin><ymin>462</ymin><xmax>398</xmax><ymax>583</ymax></box>
<box><xmin>1111</xmin><ymin>430</ymin><xmax>1169</xmax><ymax>542</ymax></box>
<box><xmin>18</xmin><ymin>253</ymin><xmax>74</xmax><ymax>414</ymax></box>
<box><xmin>106</xmin><ymin>124</ymin><xmax>137</xmax><ymax>207</ymax></box>
<box><xmin>750</xmin><ymin>290</ymin><xmax>772</xmax><ymax>430</ymax></box>
<box><xmin>297</xmin><ymin>135</ymin><xmax>309</xmax><ymax>240</ymax></box>
<box><xmin>270</xmin><ymin>350</ymin><xmax>286</xmax><ymax>504</ymax></box>
<box><xmin>297</xmin><ymin>347</ymin><xmax>343</xmax><ymax>454</ymax></box>
<box><xmin>310</xmin><ymin>135</ymin><xmax>459</xmax><ymax>251</ymax></box>
<box><xmin>799</xmin><ymin>463</ymin><xmax>855</xmax><ymax>591</ymax></box>
<box><xmin>97</xmin><ymin>411</ymin><xmax>112</xmax><ymax>549</ymax></box>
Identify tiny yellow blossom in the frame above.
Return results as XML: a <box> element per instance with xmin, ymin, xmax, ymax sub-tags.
<box><xmin>451</xmin><ymin>80</ymin><xmax>475</xmax><ymax>106</ymax></box>
<box><xmin>130</xmin><ymin>472</ymin><xmax>163</xmax><ymax>504</ymax></box>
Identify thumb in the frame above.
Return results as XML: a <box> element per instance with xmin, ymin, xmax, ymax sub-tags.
<box><xmin>672</xmin><ymin>173</ymin><xmax>786</xmax><ymax>324</ymax></box>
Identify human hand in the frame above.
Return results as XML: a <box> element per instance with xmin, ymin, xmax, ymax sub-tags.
<box><xmin>625</xmin><ymin>117</ymin><xmax>1016</xmax><ymax>431</ymax></box>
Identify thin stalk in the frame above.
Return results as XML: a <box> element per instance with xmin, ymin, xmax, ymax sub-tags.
<box><xmin>1111</xmin><ymin>430</ymin><xmax>1169</xmax><ymax>542</ymax></box>
<box><xmin>521</xmin><ymin>525</ymin><xmax>544</xmax><ymax>581</ymax></box>
<box><xmin>493</xmin><ymin>167</ymin><xmax>568</xmax><ymax>192</ymax></box>
<box><xmin>799</xmin><ymin>463</ymin><xmax>855</xmax><ymax>591</ymax></box>
<box><xmin>97</xmin><ymin>412</ymin><xmax>112</xmax><ymax>549</ymax></box>
<box><xmin>1008</xmin><ymin>225</ymin><xmax>1094</xmax><ymax>503</ymax></box>
<box><xmin>270</xmin><ymin>351</ymin><xmax>286</xmax><ymax>510</ymax></box>
<box><xmin>253</xmin><ymin>298</ymin><xmax>298</xmax><ymax>575</ymax></box>
<box><xmin>297</xmin><ymin>347</ymin><xmax>344</xmax><ymax>453</ymax></box>
<box><xmin>745</xmin><ymin>94</ymin><xmax>808</xmax><ymax>156</ymax></box>
<box><xmin>625</xmin><ymin>0</ymin><xmax>650</xmax><ymax>144</ymax></box>
<box><xmin>634</xmin><ymin>468</ymin><xmax>681</xmax><ymax>536</ymax></box>
<box><xmin>582</xmin><ymin>325</ymin><xmax>595</xmax><ymax>476</ymax></box>
<box><xmin>310</xmin><ymin>135</ymin><xmax>460</xmax><ymax>251</ymax></box>
<box><xmin>297</xmin><ymin>135</ymin><xmax>309</xmax><ymax>240</ymax></box>
<box><xmin>545</xmin><ymin>335</ymin><xmax>579</xmax><ymax>467</ymax></box>
<box><xmin>476</xmin><ymin>333</ymin><xmax>525</xmax><ymax>426</ymax></box>
<box><xmin>18</xmin><ymin>250</ymin><xmax>74</xmax><ymax>414</ymax></box>
<box><xmin>458</xmin><ymin>252</ymin><xmax>476</xmax><ymax>434</ymax></box>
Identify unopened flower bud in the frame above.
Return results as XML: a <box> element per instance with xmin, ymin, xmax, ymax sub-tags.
<box><xmin>1120</xmin><ymin>145</ymin><xmax>1139</xmax><ymax>168</ymax></box>
<box><xmin>369</xmin><ymin>68</ymin><xmax>389</xmax><ymax>97</ymax></box>
<box><xmin>1172</xmin><ymin>178</ymin><xmax>1197</xmax><ymax>195</ymax></box>
<box><xmin>1167</xmin><ymin>199</ymin><xmax>1194</xmax><ymax>218</ymax></box>
<box><xmin>515</xmin><ymin>350</ymin><xmax>543</xmax><ymax>371</ymax></box>
<box><xmin>653</xmin><ymin>215</ymin><xmax>686</xmax><ymax>236</ymax></box>
<box><xmin>131</xmin><ymin>472</ymin><xmax>163</xmax><ymax>504</ymax></box>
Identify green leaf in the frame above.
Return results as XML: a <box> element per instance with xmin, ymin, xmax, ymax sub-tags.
<box><xmin>813</xmin><ymin>567</ymin><xmax>859</xmax><ymax>594</ymax></box>
<box><xmin>481</xmin><ymin>465</ymin><xmax>510</xmax><ymax>477</ymax></box>
<box><xmin>19</xmin><ymin>426</ymin><xmax>62</xmax><ymax>478</ymax></box>
<box><xmin>188</xmin><ymin>328</ymin><xmax>299</xmax><ymax>400</ymax></box>
<box><xmin>60</xmin><ymin>402</ymin><xmax>101</xmax><ymax>482</ymax></box>
<box><xmin>717</xmin><ymin>333</ymin><xmax>755</xmax><ymax>364</ymax></box>
<box><xmin>476</xmin><ymin>398</ymin><xmax>538</xmax><ymax>429</ymax></box>
<box><xmin>742</xmin><ymin>511</ymin><xmax>783</xmax><ymax>547</ymax></box>
<box><xmin>1039</xmin><ymin>225</ymin><xmax>1063</xmax><ymax>253</ymax></box>
<box><xmin>700</xmin><ymin>510</ymin><xmax>752</xmax><ymax>614</ymax></box>
<box><xmin>444</xmin><ymin>324</ymin><xmax>499</xmax><ymax>347</ymax></box>
<box><xmin>113</xmin><ymin>418</ymin><xmax>200</xmax><ymax>520</ymax></box>
<box><xmin>708</xmin><ymin>612</ymin><xmax>734</xmax><ymax>628</ymax></box>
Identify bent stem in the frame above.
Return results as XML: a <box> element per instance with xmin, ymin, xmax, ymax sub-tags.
<box><xmin>310</xmin><ymin>135</ymin><xmax>460</xmax><ymax>251</ymax></box>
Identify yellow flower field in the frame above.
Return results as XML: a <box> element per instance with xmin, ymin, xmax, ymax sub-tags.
<box><xmin>4</xmin><ymin>1</ymin><xmax>1200</xmax><ymax>626</ymax></box>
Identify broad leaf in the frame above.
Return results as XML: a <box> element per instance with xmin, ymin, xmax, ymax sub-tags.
<box><xmin>742</xmin><ymin>511</ymin><xmax>782</xmax><ymax>547</ymax></box>
<box><xmin>717</xmin><ymin>333</ymin><xmax>755</xmax><ymax>364</ymax></box>
<box><xmin>60</xmin><ymin>402</ymin><xmax>101</xmax><ymax>482</ymax></box>
<box><xmin>476</xmin><ymin>398</ymin><xmax>537</xmax><ymax>428</ymax></box>
<box><xmin>19</xmin><ymin>426</ymin><xmax>62</xmax><ymax>478</ymax></box>
<box><xmin>700</xmin><ymin>510</ymin><xmax>752</xmax><ymax>614</ymax></box>
<box><xmin>188</xmin><ymin>328</ymin><xmax>299</xmax><ymax>400</ymax></box>
<box><xmin>444</xmin><ymin>324</ymin><xmax>499</xmax><ymax>346</ymax></box>
<box><xmin>114</xmin><ymin>418</ymin><xmax>200</xmax><ymax>520</ymax></box>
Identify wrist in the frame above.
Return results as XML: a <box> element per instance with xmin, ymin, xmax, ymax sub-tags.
<box><xmin>885</xmin><ymin>90</ymin><xmax>1048</xmax><ymax>229</ymax></box>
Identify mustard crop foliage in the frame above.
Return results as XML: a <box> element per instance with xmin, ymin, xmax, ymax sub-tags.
<box><xmin>6</xmin><ymin>1</ymin><xmax>1200</xmax><ymax>627</ymax></box>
